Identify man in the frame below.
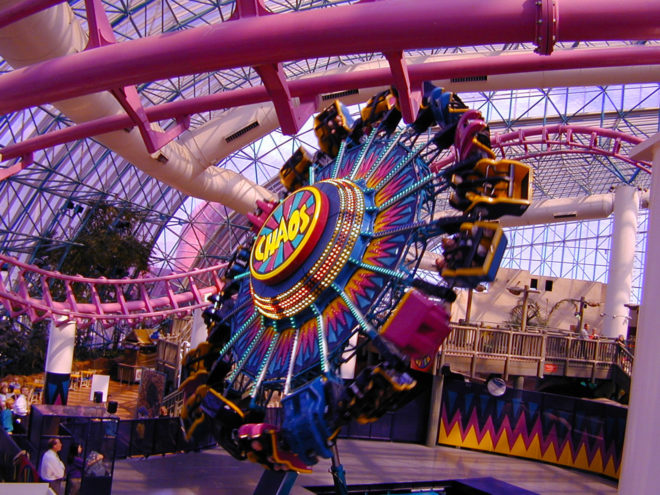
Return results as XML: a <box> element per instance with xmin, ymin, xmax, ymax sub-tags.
<box><xmin>12</xmin><ymin>386</ymin><xmax>29</xmax><ymax>434</ymax></box>
<box><xmin>580</xmin><ymin>323</ymin><xmax>590</xmax><ymax>339</ymax></box>
<box><xmin>40</xmin><ymin>438</ymin><xmax>65</xmax><ymax>495</ymax></box>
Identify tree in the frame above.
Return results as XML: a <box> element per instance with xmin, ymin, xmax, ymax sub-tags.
<box><xmin>37</xmin><ymin>202</ymin><xmax>153</xmax><ymax>301</ymax></box>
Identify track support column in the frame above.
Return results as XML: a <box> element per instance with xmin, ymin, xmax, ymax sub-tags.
<box><xmin>44</xmin><ymin>316</ymin><xmax>76</xmax><ymax>405</ymax></box>
<box><xmin>602</xmin><ymin>185</ymin><xmax>638</xmax><ymax>339</ymax></box>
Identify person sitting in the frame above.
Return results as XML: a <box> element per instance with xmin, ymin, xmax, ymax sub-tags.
<box><xmin>40</xmin><ymin>438</ymin><xmax>65</xmax><ymax>495</ymax></box>
<box><xmin>0</xmin><ymin>382</ymin><xmax>10</xmax><ymax>402</ymax></box>
<box><xmin>1</xmin><ymin>397</ymin><xmax>13</xmax><ymax>434</ymax></box>
<box><xmin>12</xmin><ymin>386</ymin><xmax>30</xmax><ymax>433</ymax></box>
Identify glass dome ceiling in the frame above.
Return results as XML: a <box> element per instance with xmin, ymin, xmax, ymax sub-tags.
<box><xmin>0</xmin><ymin>0</ymin><xmax>658</xmax><ymax>281</ymax></box>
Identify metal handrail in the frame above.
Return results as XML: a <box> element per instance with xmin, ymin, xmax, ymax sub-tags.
<box><xmin>441</xmin><ymin>323</ymin><xmax>634</xmax><ymax>380</ymax></box>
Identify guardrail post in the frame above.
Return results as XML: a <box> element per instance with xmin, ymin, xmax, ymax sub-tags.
<box><xmin>591</xmin><ymin>340</ymin><xmax>599</xmax><ymax>382</ymax></box>
<box><xmin>537</xmin><ymin>333</ymin><xmax>547</xmax><ymax>378</ymax></box>
<box><xmin>503</xmin><ymin>330</ymin><xmax>513</xmax><ymax>380</ymax></box>
<box><xmin>470</xmin><ymin>328</ymin><xmax>479</xmax><ymax>378</ymax></box>
<box><xmin>425</xmin><ymin>352</ymin><xmax>444</xmax><ymax>447</ymax></box>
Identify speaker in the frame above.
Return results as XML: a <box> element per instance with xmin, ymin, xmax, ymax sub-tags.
<box><xmin>107</xmin><ymin>401</ymin><xmax>118</xmax><ymax>414</ymax></box>
<box><xmin>93</xmin><ymin>391</ymin><xmax>103</xmax><ymax>403</ymax></box>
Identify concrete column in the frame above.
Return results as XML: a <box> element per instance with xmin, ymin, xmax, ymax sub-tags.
<box><xmin>602</xmin><ymin>186</ymin><xmax>639</xmax><ymax>339</ymax></box>
<box><xmin>425</xmin><ymin>354</ymin><xmax>444</xmax><ymax>447</ymax></box>
<box><xmin>619</xmin><ymin>133</ymin><xmax>660</xmax><ymax>494</ymax></box>
<box><xmin>514</xmin><ymin>376</ymin><xmax>525</xmax><ymax>390</ymax></box>
<box><xmin>44</xmin><ymin>316</ymin><xmax>76</xmax><ymax>405</ymax></box>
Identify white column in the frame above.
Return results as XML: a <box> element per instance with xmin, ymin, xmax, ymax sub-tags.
<box><xmin>190</xmin><ymin>308</ymin><xmax>208</xmax><ymax>349</ymax></box>
<box><xmin>619</xmin><ymin>133</ymin><xmax>660</xmax><ymax>494</ymax></box>
<box><xmin>44</xmin><ymin>316</ymin><xmax>76</xmax><ymax>405</ymax></box>
<box><xmin>602</xmin><ymin>186</ymin><xmax>639</xmax><ymax>339</ymax></box>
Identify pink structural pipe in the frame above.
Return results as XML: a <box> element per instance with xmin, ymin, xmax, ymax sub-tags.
<box><xmin>1</xmin><ymin>46</ymin><xmax>658</xmax><ymax>163</ymax></box>
<box><xmin>0</xmin><ymin>0</ymin><xmax>657</xmax><ymax>115</ymax></box>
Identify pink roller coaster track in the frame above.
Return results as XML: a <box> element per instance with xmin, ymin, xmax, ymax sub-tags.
<box><xmin>0</xmin><ymin>125</ymin><xmax>649</xmax><ymax>328</ymax></box>
<box><xmin>0</xmin><ymin>253</ymin><xmax>226</xmax><ymax>328</ymax></box>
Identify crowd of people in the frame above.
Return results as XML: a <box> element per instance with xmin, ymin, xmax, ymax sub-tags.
<box><xmin>0</xmin><ymin>382</ymin><xmax>32</xmax><ymax>434</ymax></box>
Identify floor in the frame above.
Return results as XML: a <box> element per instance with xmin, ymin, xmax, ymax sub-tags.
<box><xmin>111</xmin><ymin>438</ymin><xmax>618</xmax><ymax>494</ymax></box>
<box><xmin>66</xmin><ymin>376</ymin><xmax>139</xmax><ymax>419</ymax></box>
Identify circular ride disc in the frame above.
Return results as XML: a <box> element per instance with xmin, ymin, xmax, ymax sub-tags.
<box><xmin>221</xmin><ymin>129</ymin><xmax>436</xmax><ymax>401</ymax></box>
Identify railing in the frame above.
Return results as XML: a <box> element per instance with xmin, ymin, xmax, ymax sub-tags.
<box><xmin>0</xmin><ymin>253</ymin><xmax>225</xmax><ymax>328</ymax></box>
<box><xmin>0</xmin><ymin>429</ymin><xmax>38</xmax><ymax>483</ymax></box>
<box><xmin>440</xmin><ymin>323</ymin><xmax>634</xmax><ymax>381</ymax></box>
<box><xmin>160</xmin><ymin>388</ymin><xmax>186</xmax><ymax>418</ymax></box>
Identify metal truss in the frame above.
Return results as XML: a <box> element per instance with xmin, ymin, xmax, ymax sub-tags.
<box><xmin>0</xmin><ymin>0</ymin><xmax>658</xmax><ymax>325</ymax></box>
<box><xmin>501</xmin><ymin>211</ymin><xmax>648</xmax><ymax>305</ymax></box>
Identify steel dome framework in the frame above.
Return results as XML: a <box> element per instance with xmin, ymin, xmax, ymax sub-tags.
<box><xmin>0</xmin><ymin>0</ymin><xmax>658</xmax><ymax>326</ymax></box>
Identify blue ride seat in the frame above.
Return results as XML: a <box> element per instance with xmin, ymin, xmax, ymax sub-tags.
<box><xmin>281</xmin><ymin>375</ymin><xmax>342</xmax><ymax>466</ymax></box>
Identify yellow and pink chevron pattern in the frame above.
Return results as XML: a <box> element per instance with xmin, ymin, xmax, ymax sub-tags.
<box><xmin>438</xmin><ymin>380</ymin><xmax>626</xmax><ymax>479</ymax></box>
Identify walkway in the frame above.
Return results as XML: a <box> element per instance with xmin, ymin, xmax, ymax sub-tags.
<box><xmin>111</xmin><ymin>438</ymin><xmax>618</xmax><ymax>495</ymax></box>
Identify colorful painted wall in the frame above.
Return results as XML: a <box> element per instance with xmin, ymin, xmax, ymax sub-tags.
<box><xmin>438</xmin><ymin>379</ymin><xmax>627</xmax><ymax>478</ymax></box>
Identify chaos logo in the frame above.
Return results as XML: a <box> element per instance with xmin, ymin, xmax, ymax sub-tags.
<box><xmin>250</xmin><ymin>186</ymin><xmax>329</xmax><ymax>284</ymax></box>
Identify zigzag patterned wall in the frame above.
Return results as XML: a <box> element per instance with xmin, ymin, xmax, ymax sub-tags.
<box><xmin>438</xmin><ymin>379</ymin><xmax>627</xmax><ymax>479</ymax></box>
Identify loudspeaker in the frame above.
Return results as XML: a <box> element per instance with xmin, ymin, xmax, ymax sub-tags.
<box><xmin>93</xmin><ymin>391</ymin><xmax>103</xmax><ymax>403</ymax></box>
<box><xmin>107</xmin><ymin>401</ymin><xmax>118</xmax><ymax>414</ymax></box>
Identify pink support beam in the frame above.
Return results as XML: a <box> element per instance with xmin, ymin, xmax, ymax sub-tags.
<box><xmin>255</xmin><ymin>63</ymin><xmax>316</xmax><ymax>135</ymax></box>
<box><xmin>85</xmin><ymin>0</ymin><xmax>191</xmax><ymax>153</ymax></box>
<box><xmin>1</xmin><ymin>46</ymin><xmax>657</xmax><ymax>164</ymax></box>
<box><xmin>0</xmin><ymin>0</ymin><xmax>657</xmax><ymax>115</ymax></box>
<box><xmin>231</xmin><ymin>0</ymin><xmax>270</xmax><ymax>19</ymax></box>
<box><xmin>384</xmin><ymin>51</ymin><xmax>421</xmax><ymax>124</ymax></box>
<box><xmin>0</xmin><ymin>153</ymin><xmax>32</xmax><ymax>181</ymax></box>
<box><xmin>84</xmin><ymin>0</ymin><xmax>115</xmax><ymax>50</ymax></box>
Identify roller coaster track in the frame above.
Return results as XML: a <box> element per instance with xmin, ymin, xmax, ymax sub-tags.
<box><xmin>433</xmin><ymin>124</ymin><xmax>650</xmax><ymax>172</ymax></box>
<box><xmin>0</xmin><ymin>253</ymin><xmax>225</xmax><ymax>328</ymax></box>
<box><xmin>0</xmin><ymin>125</ymin><xmax>651</xmax><ymax>328</ymax></box>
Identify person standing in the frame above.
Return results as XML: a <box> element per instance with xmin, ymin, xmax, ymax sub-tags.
<box><xmin>66</xmin><ymin>442</ymin><xmax>84</xmax><ymax>495</ymax></box>
<box><xmin>40</xmin><ymin>438</ymin><xmax>65</xmax><ymax>495</ymax></box>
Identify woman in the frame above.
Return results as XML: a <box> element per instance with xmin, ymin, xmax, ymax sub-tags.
<box><xmin>66</xmin><ymin>442</ymin><xmax>84</xmax><ymax>495</ymax></box>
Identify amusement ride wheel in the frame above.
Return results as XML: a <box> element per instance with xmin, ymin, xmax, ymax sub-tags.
<box><xmin>178</xmin><ymin>84</ymin><xmax>532</xmax><ymax>479</ymax></box>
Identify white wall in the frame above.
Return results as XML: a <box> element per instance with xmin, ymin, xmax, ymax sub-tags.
<box><xmin>450</xmin><ymin>268</ymin><xmax>608</xmax><ymax>334</ymax></box>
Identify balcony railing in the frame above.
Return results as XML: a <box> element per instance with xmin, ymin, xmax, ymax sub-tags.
<box><xmin>439</xmin><ymin>323</ymin><xmax>634</xmax><ymax>382</ymax></box>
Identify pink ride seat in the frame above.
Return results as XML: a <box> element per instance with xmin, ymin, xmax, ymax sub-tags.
<box><xmin>380</xmin><ymin>289</ymin><xmax>451</xmax><ymax>359</ymax></box>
